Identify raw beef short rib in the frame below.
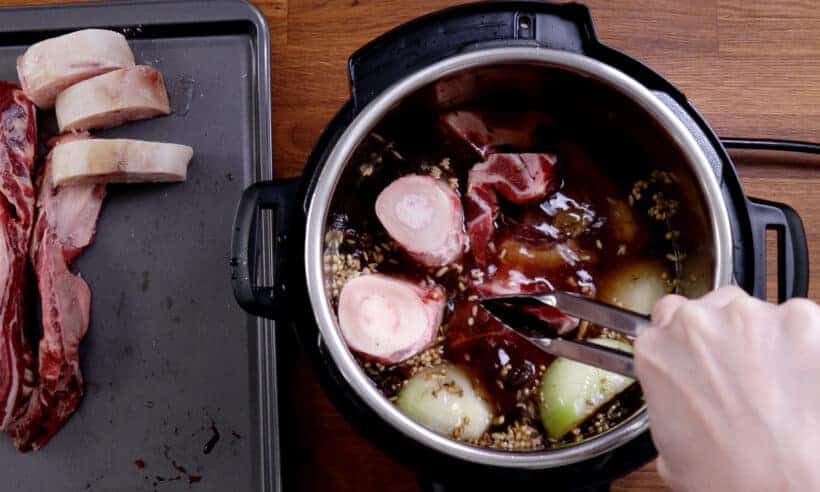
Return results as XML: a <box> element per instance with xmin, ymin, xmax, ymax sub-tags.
<box><xmin>0</xmin><ymin>83</ymin><xmax>36</xmax><ymax>433</ymax></box>
<box><xmin>8</xmin><ymin>137</ymin><xmax>105</xmax><ymax>451</ymax></box>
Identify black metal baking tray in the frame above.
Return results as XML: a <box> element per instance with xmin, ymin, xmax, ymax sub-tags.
<box><xmin>0</xmin><ymin>1</ymin><xmax>278</xmax><ymax>490</ymax></box>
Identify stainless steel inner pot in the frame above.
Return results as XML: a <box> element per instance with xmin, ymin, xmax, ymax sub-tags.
<box><xmin>304</xmin><ymin>47</ymin><xmax>734</xmax><ymax>469</ymax></box>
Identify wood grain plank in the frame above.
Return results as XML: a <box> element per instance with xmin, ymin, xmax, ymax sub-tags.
<box><xmin>693</xmin><ymin>56</ymin><xmax>820</xmax><ymax>116</ymax></box>
<box><xmin>587</xmin><ymin>0</ymin><xmax>718</xmax><ymax>56</ymax></box>
<box><xmin>612</xmin><ymin>462</ymin><xmax>672</xmax><ymax>492</ymax></box>
<box><xmin>718</xmin><ymin>0</ymin><xmax>820</xmax><ymax>57</ymax></box>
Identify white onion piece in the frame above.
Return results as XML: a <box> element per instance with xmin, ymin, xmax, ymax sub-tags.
<box><xmin>598</xmin><ymin>258</ymin><xmax>670</xmax><ymax>315</ymax></box>
<box><xmin>608</xmin><ymin>199</ymin><xmax>641</xmax><ymax>243</ymax></box>
<box><xmin>397</xmin><ymin>364</ymin><xmax>493</xmax><ymax>440</ymax></box>
<box><xmin>17</xmin><ymin>29</ymin><xmax>135</xmax><ymax>108</ymax></box>
<box><xmin>375</xmin><ymin>175</ymin><xmax>466</xmax><ymax>267</ymax></box>
<box><xmin>337</xmin><ymin>274</ymin><xmax>444</xmax><ymax>364</ymax></box>
<box><xmin>55</xmin><ymin>66</ymin><xmax>171</xmax><ymax>133</ymax></box>
<box><xmin>540</xmin><ymin>338</ymin><xmax>634</xmax><ymax>439</ymax></box>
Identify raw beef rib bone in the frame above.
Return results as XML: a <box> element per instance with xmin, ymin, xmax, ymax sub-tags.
<box><xmin>9</xmin><ymin>147</ymin><xmax>105</xmax><ymax>452</ymax></box>
<box><xmin>0</xmin><ymin>82</ymin><xmax>36</xmax><ymax>434</ymax></box>
<box><xmin>50</xmin><ymin>139</ymin><xmax>194</xmax><ymax>186</ymax></box>
<box><xmin>17</xmin><ymin>29</ymin><xmax>135</xmax><ymax>109</ymax></box>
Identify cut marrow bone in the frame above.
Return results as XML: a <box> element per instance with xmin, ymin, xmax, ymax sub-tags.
<box><xmin>50</xmin><ymin>139</ymin><xmax>193</xmax><ymax>186</ymax></box>
<box><xmin>55</xmin><ymin>66</ymin><xmax>170</xmax><ymax>133</ymax></box>
<box><xmin>337</xmin><ymin>274</ymin><xmax>445</xmax><ymax>364</ymax></box>
<box><xmin>17</xmin><ymin>29</ymin><xmax>135</xmax><ymax>109</ymax></box>
<box><xmin>375</xmin><ymin>174</ymin><xmax>466</xmax><ymax>267</ymax></box>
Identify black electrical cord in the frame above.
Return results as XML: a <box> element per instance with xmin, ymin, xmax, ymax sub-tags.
<box><xmin>720</xmin><ymin>138</ymin><xmax>820</xmax><ymax>155</ymax></box>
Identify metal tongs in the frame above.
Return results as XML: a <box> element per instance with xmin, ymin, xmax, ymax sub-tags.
<box><xmin>481</xmin><ymin>292</ymin><xmax>651</xmax><ymax>378</ymax></box>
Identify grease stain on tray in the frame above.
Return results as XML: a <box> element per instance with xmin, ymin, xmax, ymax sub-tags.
<box><xmin>171</xmin><ymin>76</ymin><xmax>196</xmax><ymax>117</ymax></box>
<box><xmin>115</xmin><ymin>291</ymin><xmax>126</xmax><ymax>318</ymax></box>
<box><xmin>142</xmin><ymin>445</ymin><xmax>204</xmax><ymax>489</ymax></box>
<box><xmin>202</xmin><ymin>420</ymin><xmax>220</xmax><ymax>455</ymax></box>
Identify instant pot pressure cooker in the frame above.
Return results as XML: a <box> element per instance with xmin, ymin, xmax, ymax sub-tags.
<box><xmin>231</xmin><ymin>2</ymin><xmax>810</xmax><ymax>490</ymax></box>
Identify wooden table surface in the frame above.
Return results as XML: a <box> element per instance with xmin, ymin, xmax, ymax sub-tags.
<box><xmin>2</xmin><ymin>0</ymin><xmax>817</xmax><ymax>490</ymax></box>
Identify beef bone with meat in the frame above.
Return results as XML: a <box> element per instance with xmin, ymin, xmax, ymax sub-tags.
<box><xmin>8</xmin><ymin>138</ymin><xmax>106</xmax><ymax>451</ymax></box>
<box><xmin>375</xmin><ymin>174</ymin><xmax>467</xmax><ymax>267</ymax></box>
<box><xmin>9</xmin><ymin>131</ymin><xmax>192</xmax><ymax>450</ymax></box>
<box><xmin>17</xmin><ymin>29</ymin><xmax>136</xmax><ymax>109</ymax></box>
<box><xmin>465</xmin><ymin>153</ymin><xmax>559</xmax><ymax>266</ymax></box>
<box><xmin>440</xmin><ymin>110</ymin><xmax>549</xmax><ymax>159</ymax></box>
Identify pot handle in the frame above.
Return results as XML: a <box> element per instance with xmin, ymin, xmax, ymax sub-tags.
<box><xmin>747</xmin><ymin>197</ymin><xmax>809</xmax><ymax>302</ymax></box>
<box><xmin>348</xmin><ymin>2</ymin><xmax>597</xmax><ymax>111</ymax></box>
<box><xmin>231</xmin><ymin>178</ymin><xmax>300</xmax><ymax>319</ymax></box>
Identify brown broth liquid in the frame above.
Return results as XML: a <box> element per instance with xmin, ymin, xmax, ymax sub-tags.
<box><xmin>324</xmin><ymin>105</ymin><xmax>697</xmax><ymax>449</ymax></box>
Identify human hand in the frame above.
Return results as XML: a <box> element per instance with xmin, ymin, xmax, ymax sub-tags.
<box><xmin>635</xmin><ymin>286</ymin><xmax>820</xmax><ymax>492</ymax></box>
